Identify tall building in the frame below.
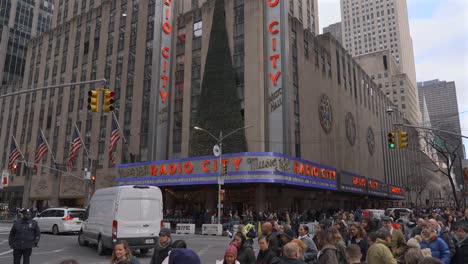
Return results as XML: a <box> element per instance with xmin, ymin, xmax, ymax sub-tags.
<box><xmin>340</xmin><ymin>0</ymin><xmax>416</xmax><ymax>87</ymax></box>
<box><xmin>354</xmin><ymin>50</ymin><xmax>420</xmax><ymax>124</ymax></box>
<box><xmin>323</xmin><ymin>22</ymin><xmax>342</xmax><ymax>44</ymax></box>
<box><xmin>0</xmin><ymin>0</ymin><xmax>54</xmax><ymax>86</ymax></box>
<box><xmin>1</xmin><ymin>0</ymin><xmax>410</xmax><ymax>211</ymax></box>
<box><xmin>418</xmin><ymin>79</ymin><xmax>464</xmax><ymax>186</ymax></box>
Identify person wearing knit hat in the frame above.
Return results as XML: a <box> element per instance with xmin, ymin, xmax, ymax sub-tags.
<box><xmin>150</xmin><ymin>228</ymin><xmax>173</xmax><ymax>264</ymax></box>
<box><xmin>216</xmin><ymin>244</ymin><xmax>240</xmax><ymax>264</ymax></box>
<box><xmin>166</xmin><ymin>249</ymin><xmax>200</xmax><ymax>264</ymax></box>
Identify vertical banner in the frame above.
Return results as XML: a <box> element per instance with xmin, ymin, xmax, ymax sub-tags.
<box><xmin>149</xmin><ymin>0</ymin><xmax>175</xmax><ymax>160</ymax></box>
<box><xmin>264</xmin><ymin>0</ymin><xmax>291</xmax><ymax>153</ymax></box>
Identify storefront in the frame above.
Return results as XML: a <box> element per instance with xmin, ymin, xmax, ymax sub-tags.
<box><xmin>116</xmin><ymin>152</ymin><xmax>404</xmax><ymax>213</ymax></box>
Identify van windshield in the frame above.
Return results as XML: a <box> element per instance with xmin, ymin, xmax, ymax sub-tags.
<box><xmin>118</xmin><ymin>199</ymin><xmax>160</xmax><ymax>221</ymax></box>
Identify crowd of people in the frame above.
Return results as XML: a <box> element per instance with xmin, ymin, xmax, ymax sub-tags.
<box><xmin>8</xmin><ymin>207</ymin><xmax>468</xmax><ymax>264</ymax></box>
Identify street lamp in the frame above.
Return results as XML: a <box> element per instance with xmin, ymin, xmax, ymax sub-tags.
<box><xmin>193</xmin><ymin>125</ymin><xmax>253</xmax><ymax>225</ymax></box>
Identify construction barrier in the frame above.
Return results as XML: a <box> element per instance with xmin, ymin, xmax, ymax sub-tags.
<box><xmin>175</xmin><ymin>223</ymin><xmax>196</xmax><ymax>234</ymax></box>
<box><xmin>202</xmin><ymin>224</ymin><xmax>223</xmax><ymax>236</ymax></box>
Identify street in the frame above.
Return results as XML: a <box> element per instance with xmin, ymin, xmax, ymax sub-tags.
<box><xmin>0</xmin><ymin>223</ymin><xmax>237</xmax><ymax>264</ymax></box>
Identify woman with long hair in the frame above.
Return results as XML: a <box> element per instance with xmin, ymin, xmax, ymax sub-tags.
<box><xmin>327</xmin><ymin>227</ymin><xmax>347</xmax><ymax>264</ymax></box>
<box><xmin>315</xmin><ymin>230</ymin><xmax>338</xmax><ymax>264</ymax></box>
<box><xmin>348</xmin><ymin>222</ymin><xmax>368</xmax><ymax>262</ymax></box>
<box><xmin>110</xmin><ymin>240</ymin><xmax>140</xmax><ymax>264</ymax></box>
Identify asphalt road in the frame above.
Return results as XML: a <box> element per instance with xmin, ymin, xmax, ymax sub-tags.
<box><xmin>0</xmin><ymin>223</ymin><xmax>238</xmax><ymax>264</ymax></box>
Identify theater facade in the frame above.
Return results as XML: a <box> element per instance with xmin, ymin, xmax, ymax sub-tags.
<box><xmin>117</xmin><ymin>152</ymin><xmax>405</xmax><ymax>213</ymax></box>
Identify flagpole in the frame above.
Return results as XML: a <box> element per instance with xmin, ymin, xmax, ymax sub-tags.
<box><xmin>40</xmin><ymin>128</ymin><xmax>57</xmax><ymax>165</ymax></box>
<box><xmin>73</xmin><ymin>122</ymin><xmax>89</xmax><ymax>158</ymax></box>
<box><xmin>112</xmin><ymin>112</ymin><xmax>133</xmax><ymax>161</ymax></box>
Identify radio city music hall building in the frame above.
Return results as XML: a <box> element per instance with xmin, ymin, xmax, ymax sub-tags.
<box><xmin>5</xmin><ymin>0</ymin><xmax>411</xmax><ymax>211</ymax></box>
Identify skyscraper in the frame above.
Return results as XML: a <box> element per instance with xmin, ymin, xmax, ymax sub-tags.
<box><xmin>340</xmin><ymin>0</ymin><xmax>416</xmax><ymax>87</ymax></box>
<box><xmin>0</xmin><ymin>0</ymin><xmax>54</xmax><ymax>86</ymax></box>
<box><xmin>418</xmin><ymin>79</ymin><xmax>464</xmax><ymax>185</ymax></box>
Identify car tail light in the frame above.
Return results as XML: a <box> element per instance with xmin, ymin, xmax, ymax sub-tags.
<box><xmin>63</xmin><ymin>215</ymin><xmax>73</xmax><ymax>221</ymax></box>
<box><xmin>112</xmin><ymin>220</ymin><xmax>118</xmax><ymax>239</ymax></box>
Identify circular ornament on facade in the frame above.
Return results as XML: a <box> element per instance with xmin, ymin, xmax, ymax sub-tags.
<box><xmin>318</xmin><ymin>94</ymin><xmax>333</xmax><ymax>134</ymax></box>
<box><xmin>345</xmin><ymin>112</ymin><xmax>356</xmax><ymax>146</ymax></box>
<box><xmin>367</xmin><ymin>127</ymin><xmax>375</xmax><ymax>156</ymax></box>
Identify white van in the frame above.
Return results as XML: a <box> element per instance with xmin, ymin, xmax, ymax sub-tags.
<box><xmin>78</xmin><ymin>185</ymin><xmax>163</xmax><ymax>255</ymax></box>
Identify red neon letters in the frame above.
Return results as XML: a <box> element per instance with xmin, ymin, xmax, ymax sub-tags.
<box><xmin>266</xmin><ymin>2</ymin><xmax>281</xmax><ymax>88</ymax></box>
<box><xmin>159</xmin><ymin>1</ymin><xmax>173</xmax><ymax>103</ymax></box>
<box><xmin>293</xmin><ymin>161</ymin><xmax>337</xmax><ymax>180</ymax></box>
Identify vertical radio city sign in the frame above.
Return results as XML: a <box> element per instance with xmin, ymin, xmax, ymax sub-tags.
<box><xmin>264</xmin><ymin>0</ymin><xmax>291</xmax><ymax>154</ymax></box>
<box><xmin>150</xmin><ymin>0</ymin><xmax>175</xmax><ymax>160</ymax></box>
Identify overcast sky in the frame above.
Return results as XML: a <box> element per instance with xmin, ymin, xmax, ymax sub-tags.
<box><xmin>318</xmin><ymin>0</ymin><xmax>468</xmax><ymax>154</ymax></box>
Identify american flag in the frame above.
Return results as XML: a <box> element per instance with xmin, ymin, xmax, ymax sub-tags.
<box><xmin>109</xmin><ymin>115</ymin><xmax>121</xmax><ymax>165</ymax></box>
<box><xmin>34</xmin><ymin>133</ymin><xmax>48</xmax><ymax>174</ymax></box>
<box><xmin>67</xmin><ymin>127</ymin><xmax>82</xmax><ymax>171</ymax></box>
<box><xmin>8</xmin><ymin>139</ymin><xmax>20</xmax><ymax>170</ymax></box>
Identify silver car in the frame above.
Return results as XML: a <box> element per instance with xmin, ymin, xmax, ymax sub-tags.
<box><xmin>34</xmin><ymin>208</ymin><xmax>85</xmax><ymax>235</ymax></box>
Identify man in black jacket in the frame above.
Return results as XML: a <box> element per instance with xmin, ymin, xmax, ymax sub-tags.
<box><xmin>9</xmin><ymin>209</ymin><xmax>41</xmax><ymax>264</ymax></box>
<box><xmin>453</xmin><ymin>221</ymin><xmax>468</xmax><ymax>264</ymax></box>
<box><xmin>150</xmin><ymin>228</ymin><xmax>172</xmax><ymax>264</ymax></box>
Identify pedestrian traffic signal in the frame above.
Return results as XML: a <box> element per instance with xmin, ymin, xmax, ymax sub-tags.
<box><xmin>1</xmin><ymin>173</ymin><xmax>8</xmax><ymax>188</ymax></box>
<box><xmin>387</xmin><ymin>131</ymin><xmax>396</xmax><ymax>149</ymax></box>
<box><xmin>222</xmin><ymin>163</ymin><xmax>227</xmax><ymax>175</ymax></box>
<box><xmin>90</xmin><ymin>175</ymin><xmax>96</xmax><ymax>184</ymax></box>
<box><xmin>103</xmin><ymin>89</ymin><xmax>115</xmax><ymax>112</ymax></box>
<box><xmin>398</xmin><ymin>131</ymin><xmax>408</xmax><ymax>149</ymax></box>
<box><xmin>88</xmin><ymin>89</ymin><xmax>99</xmax><ymax>112</ymax></box>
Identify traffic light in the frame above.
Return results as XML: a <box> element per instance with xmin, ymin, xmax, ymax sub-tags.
<box><xmin>103</xmin><ymin>89</ymin><xmax>115</xmax><ymax>112</ymax></box>
<box><xmin>222</xmin><ymin>163</ymin><xmax>227</xmax><ymax>175</ymax></box>
<box><xmin>87</xmin><ymin>89</ymin><xmax>99</xmax><ymax>112</ymax></box>
<box><xmin>387</xmin><ymin>131</ymin><xmax>396</xmax><ymax>149</ymax></box>
<box><xmin>90</xmin><ymin>175</ymin><xmax>96</xmax><ymax>184</ymax></box>
<box><xmin>398</xmin><ymin>131</ymin><xmax>408</xmax><ymax>149</ymax></box>
<box><xmin>11</xmin><ymin>162</ymin><xmax>18</xmax><ymax>175</ymax></box>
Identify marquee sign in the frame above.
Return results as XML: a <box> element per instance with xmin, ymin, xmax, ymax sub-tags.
<box><xmin>367</xmin><ymin>178</ymin><xmax>388</xmax><ymax>197</ymax></box>
<box><xmin>339</xmin><ymin>171</ymin><xmax>367</xmax><ymax>194</ymax></box>
<box><xmin>117</xmin><ymin>152</ymin><xmax>338</xmax><ymax>190</ymax></box>
<box><xmin>388</xmin><ymin>185</ymin><xmax>405</xmax><ymax>200</ymax></box>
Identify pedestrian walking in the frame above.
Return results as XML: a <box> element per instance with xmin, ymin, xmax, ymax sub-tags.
<box><xmin>164</xmin><ymin>248</ymin><xmax>200</xmax><ymax>264</ymax></box>
<box><xmin>232</xmin><ymin>231</ymin><xmax>256</xmax><ymax>264</ymax></box>
<box><xmin>452</xmin><ymin>221</ymin><xmax>468</xmax><ymax>264</ymax></box>
<box><xmin>217</xmin><ymin>244</ymin><xmax>240</xmax><ymax>264</ymax></box>
<box><xmin>419</xmin><ymin>221</ymin><xmax>450</xmax><ymax>264</ymax></box>
<box><xmin>255</xmin><ymin>236</ymin><xmax>280</xmax><ymax>264</ymax></box>
<box><xmin>281</xmin><ymin>243</ymin><xmax>306</xmax><ymax>264</ymax></box>
<box><xmin>8</xmin><ymin>209</ymin><xmax>40</xmax><ymax>264</ymax></box>
<box><xmin>110</xmin><ymin>240</ymin><xmax>140</xmax><ymax>264</ymax></box>
<box><xmin>366</xmin><ymin>230</ymin><xmax>396</xmax><ymax>264</ymax></box>
<box><xmin>380</xmin><ymin>216</ymin><xmax>407</xmax><ymax>258</ymax></box>
<box><xmin>348</xmin><ymin>222</ymin><xmax>368</xmax><ymax>262</ymax></box>
<box><xmin>150</xmin><ymin>228</ymin><xmax>173</xmax><ymax>264</ymax></box>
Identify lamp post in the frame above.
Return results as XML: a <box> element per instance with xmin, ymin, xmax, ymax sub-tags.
<box><xmin>194</xmin><ymin>125</ymin><xmax>253</xmax><ymax>225</ymax></box>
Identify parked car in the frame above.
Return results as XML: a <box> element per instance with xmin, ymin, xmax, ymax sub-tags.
<box><xmin>78</xmin><ymin>185</ymin><xmax>163</xmax><ymax>255</ymax></box>
<box><xmin>388</xmin><ymin>208</ymin><xmax>413</xmax><ymax>218</ymax></box>
<box><xmin>34</xmin><ymin>207</ymin><xmax>85</xmax><ymax>235</ymax></box>
<box><xmin>362</xmin><ymin>209</ymin><xmax>386</xmax><ymax>220</ymax></box>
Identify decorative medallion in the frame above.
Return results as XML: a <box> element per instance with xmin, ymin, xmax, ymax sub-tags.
<box><xmin>367</xmin><ymin>127</ymin><xmax>375</xmax><ymax>155</ymax></box>
<box><xmin>345</xmin><ymin>112</ymin><xmax>356</xmax><ymax>146</ymax></box>
<box><xmin>318</xmin><ymin>94</ymin><xmax>333</xmax><ymax>134</ymax></box>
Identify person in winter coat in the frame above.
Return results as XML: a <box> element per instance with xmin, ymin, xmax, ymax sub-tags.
<box><xmin>380</xmin><ymin>216</ymin><xmax>407</xmax><ymax>258</ymax></box>
<box><xmin>217</xmin><ymin>244</ymin><xmax>240</xmax><ymax>264</ymax></box>
<box><xmin>452</xmin><ymin>221</ymin><xmax>468</xmax><ymax>264</ymax></box>
<box><xmin>8</xmin><ymin>209</ymin><xmax>40</xmax><ymax>264</ymax></box>
<box><xmin>428</xmin><ymin>219</ymin><xmax>456</xmax><ymax>258</ymax></box>
<box><xmin>419</xmin><ymin>222</ymin><xmax>450</xmax><ymax>264</ymax></box>
<box><xmin>150</xmin><ymin>228</ymin><xmax>173</xmax><ymax>264</ymax></box>
<box><xmin>280</xmin><ymin>243</ymin><xmax>306</xmax><ymax>264</ymax></box>
<box><xmin>366</xmin><ymin>230</ymin><xmax>397</xmax><ymax>264</ymax></box>
<box><xmin>291</xmin><ymin>239</ymin><xmax>317</xmax><ymax>264</ymax></box>
<box><xmin>348</xmin><ymin>222</ymin><xmax>368</xmax><ymax>262</ymax></box>
<box><xmin>233</xmin><ymin>232</ymin><xmax>256</xmax><ymax>264</ymax></box>
<box><xmin>345</xmin><ymin>244</ymin><xmax>362</xmax><ymax>264</ymax></box>
<box><xmin>315</xmin><ymin>230</ymin><xmax>339</xmax><ymax>264</ymax></box>
<box><xmin>262</xmin><ymin>222</ymin><xmax>280</xmax><ymax>256</ymax></box>
<box><xmin>256</xmin><ymin>236</ymin><xmax>280</xmax><ymax>264</ymax></box>
<box><xmin>328</xmin><ymin>227</ymin><xmax>347</xmax><ymax>264</ymax></box>
<box><xmin>298</xmin><ymin>225</ymin><xmax>318</xmax><ymax>253</ymax></box>
<box><xmin>110</xmin><ymin>240</ymin><xmax>140</xmax><ymax>264</ymax></box>
<box><xmin>166</xmin><ymin>249</ymin><xmax>201</xmax><ymax>264</ymax></box>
